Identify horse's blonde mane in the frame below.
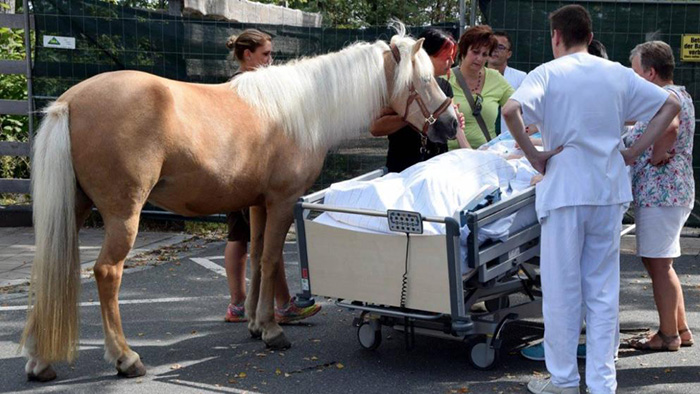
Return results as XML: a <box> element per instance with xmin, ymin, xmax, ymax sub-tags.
<box><xmin>230</xmin><ymin>24</ymin><xmax>433</xmax><ymax>151</ymax></box>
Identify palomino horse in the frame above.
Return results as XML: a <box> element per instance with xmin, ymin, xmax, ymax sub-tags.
<box><xmin>20</xmin><ymin>25</ymin><xmax>459</xmax><ymax>381</ymax></box>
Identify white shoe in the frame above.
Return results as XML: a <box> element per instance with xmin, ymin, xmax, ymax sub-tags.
<box><xmin>527</xmin><ymin>378</ymin><xmax>579</xmax><ymax>394</ymax></box>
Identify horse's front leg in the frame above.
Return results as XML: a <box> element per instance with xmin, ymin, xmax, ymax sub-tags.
<box><xmin>257</xmin><ymin>203</ymin><xmax>294</xmax><ymax>349</ymax></box>
<box><xmin>246</xmin><ymin>205</ymin><xmax>266</xmax><ymax>339</ymax></box>
<box><xmin>94</xmin><ymin>214</ymin><xmax>146</xmax><ymax>377</ymax></box>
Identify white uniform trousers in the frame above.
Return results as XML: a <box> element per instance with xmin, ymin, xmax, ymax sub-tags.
<box><xmin>540</xmin><ymin>204</ymin><xmax>625</xmax><ymax>394</ymax></box>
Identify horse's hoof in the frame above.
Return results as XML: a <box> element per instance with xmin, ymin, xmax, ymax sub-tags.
<box><xmin>249</xmin><ymin>328</ymin><xmax>263</xmax><ymax>339</ymax></box>
<box><xmin>248</xmin><ymin>321</ymin><xmax>263</xmax><ymax>339</ymax></box>
<box><xmin>27</xmin><ymin>365</ymin><xmax>57</xmax><ymax>382</ymax></box>
<box><xmin>116</xmin><ymin>359</ymin><xmax>147</xmax><ymax>378</ymax></box>
<box><xmin>265</xmin><ymin>333</ymin><xmax>292</xmax><ymax>350</ymax></box>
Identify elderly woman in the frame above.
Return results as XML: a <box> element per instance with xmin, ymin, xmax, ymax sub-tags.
<box><xmin>448</xmin><ymin>25</ymin><xmax>514</xmax><ymax>149</ymax></box>
<box><xmin>626</xmin><ymin>41</ymin><xmax>695</xmax><ymax>351</ymax></box>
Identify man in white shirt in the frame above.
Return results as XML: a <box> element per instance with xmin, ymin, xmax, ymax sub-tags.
<box><xmin>489</xmin><ymin>31</ymin><xmax>527</xmax><ymax>134</ymax></box>
<box><xmin>502</xmin><ymin>5</ymin><xmax>680</xmax><ymax>394</ymax></box>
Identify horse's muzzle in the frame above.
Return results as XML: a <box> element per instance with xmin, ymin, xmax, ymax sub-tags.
<box><xmin>428</xmin><ymin>114</ymin><xmax>459</xmax><ymax>145</ymax></box>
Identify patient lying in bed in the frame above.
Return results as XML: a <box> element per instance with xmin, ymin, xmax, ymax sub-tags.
<box><xmin>321</xmin><ymin>148</ymin><xmax>539</xmax><ymax>229</ymax></box>
<box><xmin>315</xmin><ymin>149</ymin><xmax>541</xmax><ymax>273</ymax></box>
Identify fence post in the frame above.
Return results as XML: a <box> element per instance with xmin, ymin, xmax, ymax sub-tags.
<box><xmin>459</xmin><ymin>0</ymin><xmax>466</xmax><ymax>36</ymax></box>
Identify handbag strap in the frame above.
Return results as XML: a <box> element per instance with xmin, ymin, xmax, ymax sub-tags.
<box><xmin>452</xmin><ymin>66</ymin><xmax>491</xmax><ymax>142</ymax></box>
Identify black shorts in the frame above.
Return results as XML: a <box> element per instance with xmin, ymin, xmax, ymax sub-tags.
<box><xmin>226</xmin><ymin>209</ymin><xmax>250</xmax><ymax>242</ymax></box>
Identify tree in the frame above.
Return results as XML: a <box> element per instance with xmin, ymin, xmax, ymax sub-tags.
<box><xmin>257</xmin><ymin>0</ymin><xmax>462</xmax><ymax>28</ymax></box>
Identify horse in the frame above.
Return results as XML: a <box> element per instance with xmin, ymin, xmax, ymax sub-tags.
<box><xmin>19</xmin><ymin>25</ymin><xmax>459</xmax><ymax>382</ymax></box>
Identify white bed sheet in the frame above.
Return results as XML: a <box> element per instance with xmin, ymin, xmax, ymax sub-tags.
<box><xmin>312</xmin><ymin>149</ymin><xmax>540</xmax><ymax>273</ymax></box>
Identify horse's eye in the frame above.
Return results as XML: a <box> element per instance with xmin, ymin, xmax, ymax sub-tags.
<box><xmin>420</xmin><ymin>76</ymin><xmax>431</xmax><ymax>84</ymax></box>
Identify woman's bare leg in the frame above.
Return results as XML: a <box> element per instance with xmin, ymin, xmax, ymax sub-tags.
<box><xmin>225</xmin><ymin>241</ymin><xmax>248</xmax><ymax>305</ymax></box>
<box><xmin>642</xmin><ymin>257</ymin><xmax>682</xmax><ymax>347</ymax></box>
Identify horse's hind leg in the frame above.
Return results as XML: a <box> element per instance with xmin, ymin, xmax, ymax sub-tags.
<box><xmin>246</xmin><ymin>205</ymin><xmax>266</xmax><ymax>339</ymax></box>
<box><xmin>75</xmin><ymin>187</ymin><xmax>94</xmax><ymax>229</ymax></box>
<box><xmin>93</xmin><ymin>212</ymin><xmax>146</xmax><ymax>377</ymax></box>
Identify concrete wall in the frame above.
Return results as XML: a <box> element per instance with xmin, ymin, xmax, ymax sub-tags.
<box><xmin>179</xmin><ymin>0</ymin><xmax>322</xmax><ymax>27</ymax></box>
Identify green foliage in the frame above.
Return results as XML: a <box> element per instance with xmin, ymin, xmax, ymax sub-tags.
<box><xmin>257</xmin><ymin>0</ymin><xmax>463</xmax><ymax>28</ymax></box>
<box><xmin>0</xmin><ymin>26</ymin><xmax>30</xmax><ymax>179</ymax></box>
<box><xmin>103</xmin><ymin>0</ymin><xmax>166</xmax><ymax>9</ymax></box>
<box><xmin>184</xmin><ymin>221</ymin><xmax>226</xmax><ymax>236</ymax></box>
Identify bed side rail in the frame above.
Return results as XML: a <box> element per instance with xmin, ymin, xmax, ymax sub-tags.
<box><xmin>473</xmin><ymin>225</ymin><xmax>540</xmax><ymax>283</ymax></box>
<box><xmin>470</xmin><ymin>187</ymin><xmax>536</xmax><ymax>225</ymax></box>
<box><xmin>464</xmin><ymin>187</ymin><xmax>540</xmax><ymax>283</ymax></box>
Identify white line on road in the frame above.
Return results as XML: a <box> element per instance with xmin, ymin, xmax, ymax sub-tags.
<box><xmin>160</xmin><ymin>378</ymin><xmax>263</xmax><ymax>393</ymax></box>
<box><xmin>190</xmin><ymin>257</ymin><xmax>228</xmax><ymax>277</ymax></box>
<box><xmin>0</xmin><ymin>295</ymin><xmax>226</xmax><ymax>312</ymax></box>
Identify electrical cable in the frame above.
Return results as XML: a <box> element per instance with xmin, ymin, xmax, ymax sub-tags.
<box><xmin>400</xmin><ymin>232</ymin><xmax>410</xmax><ymax>309</ymax></box>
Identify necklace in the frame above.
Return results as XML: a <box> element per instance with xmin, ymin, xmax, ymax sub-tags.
<box><xmin>470</xmin><ymin>69</ymin><xmax>482</xmax><ymax>93</ymax></box>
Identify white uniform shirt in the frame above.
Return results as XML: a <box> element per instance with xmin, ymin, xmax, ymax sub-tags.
<box><xmin>500</xmin><ymin>66</ymin><xmax>527</xmax><ymax>134</ymax></box>
<box><xmin>510</xmin><ymin>52</ymin><xmax>669</xmax><ymax>219</ymax></box>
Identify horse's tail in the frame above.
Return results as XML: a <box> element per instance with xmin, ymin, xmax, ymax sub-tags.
<box><xmin>20</xmin><ymin>101</ymin><xmax>81</xmax><ymax>363</ymax></box>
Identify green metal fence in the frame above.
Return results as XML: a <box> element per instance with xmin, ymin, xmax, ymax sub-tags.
<box><xmin>22</xmin><ymin>0</ymin><xmax>700</xmax><ymax>223</ymax></box>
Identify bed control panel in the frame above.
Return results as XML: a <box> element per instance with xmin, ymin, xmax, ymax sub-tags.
<box><xmin>387</xmin><ymin>210</ymin><xmax>423</xmax><ymax>234</ymax></box>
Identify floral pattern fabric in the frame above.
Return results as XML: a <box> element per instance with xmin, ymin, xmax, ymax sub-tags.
<box><xmin>624</xmin><ymin>85</ymin><xmax>695</xmax><ymax>208</ymax></box>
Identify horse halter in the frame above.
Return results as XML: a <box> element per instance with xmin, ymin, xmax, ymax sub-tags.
<box><xmin>389</xmin><ymin>44</ymin><xmax>453</xmax><ymax>138</ymax></box>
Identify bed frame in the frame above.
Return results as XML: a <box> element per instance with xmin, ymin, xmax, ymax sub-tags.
<box><xmin>293</xmin><ymin>168</ymin><xmax>542</xmax><ymax>369</ymax></box>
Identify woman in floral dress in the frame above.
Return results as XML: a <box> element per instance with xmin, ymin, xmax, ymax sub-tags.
<box><xmin>625</xmin><ymin>41</ymin><xmax>695</xmax><ymax>351</ymax></box>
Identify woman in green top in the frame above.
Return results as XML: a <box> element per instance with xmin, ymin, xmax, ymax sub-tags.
<box><xmin>449</xmin><ymin>25</ymin><xmax>515</xmax><ymax>149</ymax></box>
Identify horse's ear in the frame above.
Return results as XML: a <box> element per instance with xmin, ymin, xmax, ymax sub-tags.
<box><xmin>411</xmin><ymin>38</ymin><xmax>425</xmax><ymax>58</ymax></box>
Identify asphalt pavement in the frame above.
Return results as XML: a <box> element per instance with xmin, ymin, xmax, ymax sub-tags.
<box><xmin>0</xmin><ymin>234</ymin><xmax>698</xmax><ymax>393</ymax></box>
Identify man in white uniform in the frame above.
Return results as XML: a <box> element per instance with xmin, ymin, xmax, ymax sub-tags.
<box><xmin>489</xmin><ymin>31</ymin><xmax>527</xmax><ymax>135</ymax></box>
<box><xmin>502</xmin><ymin>5</ymin><xmax>680</xmax><ymax>394</ymax></box>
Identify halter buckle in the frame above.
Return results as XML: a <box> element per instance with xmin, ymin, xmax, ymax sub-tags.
<box><xmin>425</xmin><ymin>115</ymin><xmax>437</xmax><ymax>125</ymax></box>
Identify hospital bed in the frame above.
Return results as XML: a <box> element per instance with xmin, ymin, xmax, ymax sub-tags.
<box><xmin>293</xmin><ymin>161</ymin><xmax>543</xmax><ymax>370</ymax></box>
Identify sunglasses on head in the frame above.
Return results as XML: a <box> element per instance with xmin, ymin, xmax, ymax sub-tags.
<box><xmin>472</xmin><ymin>93</ymin><xmax>483</xmax><ymax>116</ymax></box>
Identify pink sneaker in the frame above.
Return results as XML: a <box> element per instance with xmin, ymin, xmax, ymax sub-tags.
<box><xmin>274</xmin><ymin>297</ymin><xmax>321</xmax><ymax>324</ymax></box>
<box><xmin>224</xmin><ymin>303</ymin><xmax>247</xmax><ymax>322</ymax></box>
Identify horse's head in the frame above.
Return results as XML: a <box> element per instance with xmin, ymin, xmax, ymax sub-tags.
<box><xmin>386</xmin><ymin>28</ymin><xmax>459</xmax><ymax>145</ymax></box>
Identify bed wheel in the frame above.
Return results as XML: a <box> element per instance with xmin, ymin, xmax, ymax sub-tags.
<box><xmin>357</xmin><ymin>319</ymin><xmax>382</xmax><ymax>350</ymax></box>
<box><xmin>485</xmin><ymin>296</ymin><xmax>510</xmax><ymax>313</ymax></box>
<box><xmin>467</xmin><ymin>336</ymin><xmax>499</xmax><ymax>370</ymax></box>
